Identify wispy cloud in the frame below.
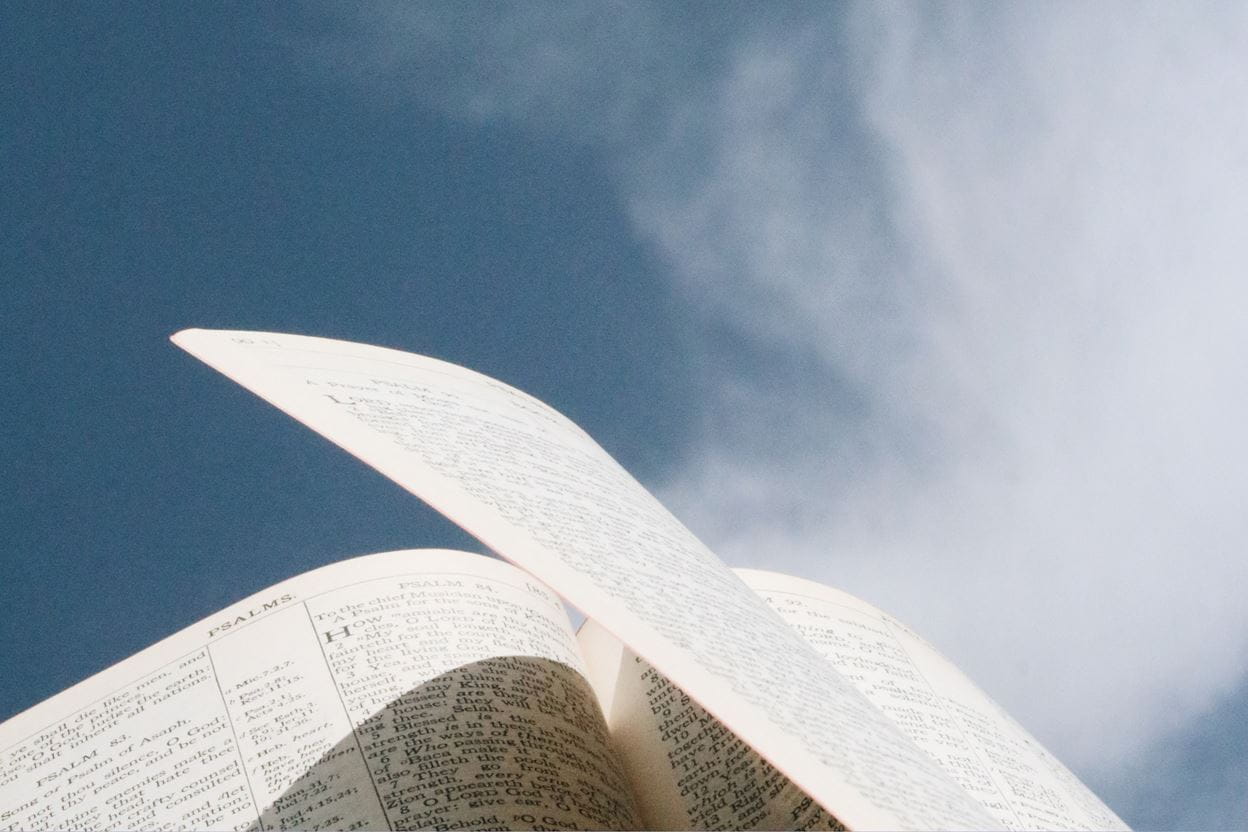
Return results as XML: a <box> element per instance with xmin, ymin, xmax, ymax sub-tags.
<box><xmin>330</xmin><ymin>0</ymin><xmax>1248</xmax><ymax>797</ymax></box>
<box><xmin>630</xmin><ymin>3</ymin><xmax>1248</xmax><ymax>778</ymax></box>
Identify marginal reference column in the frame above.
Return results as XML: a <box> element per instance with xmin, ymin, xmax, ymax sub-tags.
<box><xmin>209</xmin><ymin>602</ymin><xmax>388</xmax><ymax>830</ymax></box>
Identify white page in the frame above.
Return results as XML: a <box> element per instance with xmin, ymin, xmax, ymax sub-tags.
<box><xmin>579</xmin><ymin>623</ymin><xmax>843</xmax><ymax>831</ymax></box>
<box><xmin>171</xmin><ymin>329</ymin><xmax>998</xmax><ymax>831</ymax></box>
<box><xmin>0</xmin><ymin>550</ymin><xmax>639</xmax><ymax>831</ymax></box>
<box><xmin>576</xmin><ymin>619</ymin><xmax>625</xmax><ymax>721</ymax></box>
<box><xmin>738</xmin><ymin>569</ymin><xmax>1129</xmax><ymax>831</ymax></box>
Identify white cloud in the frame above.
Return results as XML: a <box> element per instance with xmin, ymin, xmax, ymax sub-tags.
<box><xmin>638</xmin><ymin>3</ymin><xmax>1248</xmax><ymax>774</ymax></box>
<box><xmin>314</xmin><ymin>2</ymin><xmax>691</xmax><ymax>140</ymax></box>
<box><xmin>338</xmin><ymin>0</ymin><xmax>1248</xmax><ymax>786</ymax></box>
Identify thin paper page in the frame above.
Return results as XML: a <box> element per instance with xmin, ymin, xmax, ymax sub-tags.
<box><xmin>171</xmin><ymin>329</ymin><xmax>997</xmax><ymax>831</ymax></box>
<box><xmin>576</xmin><ymin>620</ymin><xmax>625</xmax><ymax>720</ymax></box>
<box><xmin>0</xmin><ymin>550</ymin><xmax>640</xmax><ymax>831</ymax></box>
<box><xmin>737</xmin><ymin>569</ymin><xmax>1129</xmax><ymax>831</ymax></box>
<box><xmin>578</xmin><ymin>619</ymin><xmax>843</xmax><ymax>831</ymax></box>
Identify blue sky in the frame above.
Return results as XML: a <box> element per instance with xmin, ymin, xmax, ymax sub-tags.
<box><xmin>3</xmin><ymin>4</ymin><xmax>1246</xmax><ymax>827</ymax></box>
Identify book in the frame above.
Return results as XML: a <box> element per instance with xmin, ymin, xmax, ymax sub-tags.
<box><xmin>0</xmin><ymin>330</ymin><xmax>1129</xmax><ymax>831</ymax></box>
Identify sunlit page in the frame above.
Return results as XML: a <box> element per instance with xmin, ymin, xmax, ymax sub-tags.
<box><xmin>738</xmin><ymin>570</ymin><xmax>1130</xmax><ymax>831</ymax></box>
<box><xmin>171</xmin><ymin>329</ymin><xmax>996</xmax><ymax>830</ymax></box>
<box><xmin>0</xmin><ymin>550</ymin><xmax>639</xmax><ymax>831</ymax></box>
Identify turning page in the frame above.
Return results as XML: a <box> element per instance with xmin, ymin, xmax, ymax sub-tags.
<box><xmin>737</xmin><ymin>570</ymin><xmax>1128</xmax><ymax>831</ymax></box>
<box><xmin>172</xmin><ymin>329</ymin><xmax>998</xmax><ymax>830</ymax></box>
<box><xmin>0</xmin><ymin>551</ymin><xmax>640</xmax><ymax>831</ymax></box>
<box><xmin>580</xmin><ymin>574</ymin><xmax>1128</xmax><ymax>831</ymax></box>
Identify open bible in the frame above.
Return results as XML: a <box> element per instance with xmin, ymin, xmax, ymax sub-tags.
<box><xmin>0</xmin><ymin>330</ymin><xmax>1129</xmax><ymax>831</ymax></box>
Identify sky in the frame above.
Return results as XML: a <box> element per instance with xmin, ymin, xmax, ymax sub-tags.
<box><xmin>2</xmin><ymin>3</ymin><xmax>1246</xmax><ymax>828</ymax></box>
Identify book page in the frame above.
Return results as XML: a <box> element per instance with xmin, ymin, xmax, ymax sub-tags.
<box><xmin>0</xmin><ymin>550</ymin><xmax>640</xmax><ymax>831</ymax></box>
<box><xmin>738</xmin><ymin>569</ymin><xmax>1129</xmax><ymax>831</ymax></box>
<box><xmin>172</xmin><ymin>329</ymin><xmax>998</xmax><ymax>831</ymax></box>
<box><xmin>575</xmin><ymin>616</ymin><xmax>625</xmax><ymax>721</ymax></box>
<box><xmin>578</xmin><ymin>619</ymin><xmax>841</xmax><ymax>831</ymax></box>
